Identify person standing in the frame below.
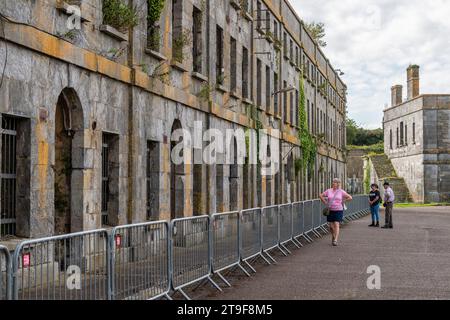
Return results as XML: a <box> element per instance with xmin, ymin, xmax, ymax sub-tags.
<box><xmin>382</xmin><ymin>182</ymin><xmax>395</xmax><ymax>229</ymax></box>
<box><xmin>319</xmin><ymin>178</ymin><xmax>353</xmax><ymax>247</ymax></box>
<box><xmin>368</xmin><ymin>184</ymin><xmax>381</xmax><ymax>227</ymax></box>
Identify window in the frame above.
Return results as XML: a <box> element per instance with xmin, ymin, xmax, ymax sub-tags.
<box><xmin>396</xmin><ymin>127</ymin><xmax>399</xmax><ymax>148</ymax></box>
<box><xmin>405</xmin><ymin>124</ymin><xmax>408</xmax><ymax>145</ymax></box>
<box><xmin>192</xmin><ymin>6</ymin><xmax>203</xmax><ymax>73</ymax></box>
<box><xmin>274</xmin><ymin>72</ymin><xmax>279</xmax><ymax>115</ymax></box>
<box><xmin>257</xmin><ymin>59</ymin><xmax>262</xmax><ymax>107</ymax></box>
<box><xmin>257</xmin><ymin>1</ymin><xmax>262</xmax><ymax>29</ymax></box>
<box><xmin>147</xmin><ymin>141</ymin><xmax>160</xmax><ymax>221</ymax></box>
<box><xmin>172</xmin><ymin>0</ymin><xmax>183</xmax><ymax>62</ymax></box>
<box><xmin>102</xmin><ymin>133</ymin><xmax>119</xmax><ymax>226</ymax></box>
<box><xmin>266</xmin><ymin>65</ymin><xmax>271</xmax><ymax>112</ymax></box>
<box><xmin>283</xmin><ymin>32</ymin><xmax>288</xmax><ymax>54</ymax></box>
<box><xmin>273</xmin><ymin>21</ymin><xmax>278</xmax><ymax>40</ymax></box>
<box><xmin>283</xmin><ymin>81</ymin><xmax>288</xmax><ymax>123</ymax></box>
<box><xmin>400</xmin><ymin>122</ymin><xmax>404</xmax><ymax>146</ymax></box>
<box><xmin>390</xmin><ymin>129</ymin><xmax>393</xmax><ymax>150</ymax></box>
<box><xmin>216</xmin><ymin>25</ymin><xmax>224</xmax><ymax>85</ymax></box>
<box><xmin>296</xmin><ymin>46</ymin><xmax>299</xmax><ymax>66</ymax></box>
<box><xmin>307</xmin><ymin>99</ymin><xmax>310</xmax><ymax>130</ymax></box>
<box><xmin>413</xmin><ymin>122</ymin><xmax>416</xmax><ymax>144</ymax></box>
<box><xmin>265</xmin><ymin>11</ymin><xmax>270</xmax><ymax>33</ymax></box>
<box><xmin>290</xmin><ymin>91</ymin><xmax>294</xmax><ymax>124</ymax></box>
<box><xmin>230</xmin><ymin>37</ymin><xmax>237</xmax><ymax>92</ymax></box>
<box><xmin>1</xmin><ymin>115</ymin><xmax>30</xmax><ymax>238</ymax></box>
<box><xmin>290</xmin><ymin>39</ymin><xmax>293</xmax><ymax>61</ymax></box>
<box><xmin>242</xmin><ymin>46</ymin><xmax>249</xmax><ymax>99</ymax></box>
<box><xmin>295</xmin><ymin>90</ymin><xmax>299</xmax><ymax>126</ymax></box>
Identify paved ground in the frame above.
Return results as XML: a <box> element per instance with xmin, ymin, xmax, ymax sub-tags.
<box><xmin>196</xmin><ymin>207</ymin><xmax>450</xmax><ymax>300</ymax></box>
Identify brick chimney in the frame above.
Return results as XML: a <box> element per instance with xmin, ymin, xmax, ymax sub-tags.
<box><xmin>391</xmin><ymin>85</ymin><xmax>403</xmax><ymax>107</ymax></box>
<box><xmin>407</xmin><ymin>65</ymin><xmax>420</xmax><ymax>100</ymax></box>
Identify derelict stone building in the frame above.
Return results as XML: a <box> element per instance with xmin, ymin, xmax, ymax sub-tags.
<box><xmin>384</xmin><ymin>65</ymin><xmax>450</xmax><ymax>203</ymax></box>
<box><xmin>0</xmin><ymin>0</ymin><xmax>347</xmax><ymax>241</ymax></box>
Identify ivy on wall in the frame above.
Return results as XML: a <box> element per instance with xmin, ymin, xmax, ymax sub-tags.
<box><xmin>295</xmin><ymin>71</ymin><xmax>317</xmax><ymax>181</ymax></box>
<box><xmin>147</xmin><ymin>0</ymin><xmax>166</xmax><ymax>26</ymax></box>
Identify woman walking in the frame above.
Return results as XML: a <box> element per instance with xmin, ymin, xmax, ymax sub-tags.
<box><xmin>319</xmin><ymin>178</ymin><xmax>353</xmax><ymax>246</ymax></box>
<box><xmin>368</xmin><ymin>184</ymin><xmax>381</xmax><ymax>227</ymax></box>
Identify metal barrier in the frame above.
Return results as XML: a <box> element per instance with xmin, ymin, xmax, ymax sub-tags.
<box><xmin>239</xmin><ymin>208</ymin><xmax>270</xmax><ymax>272</ymax></box>
<box><xmin>279</xmin><ymin>204</ymin><xmax>299</xmax><ymax>251</ymax></box>
<box><xmin>261</xmin><ymin>206</ymin><xmax>286</xmax><ymax>262</ymax></box>
<box><xmin>312</xmin><ymin>200</ymin><xmax>323</xmax><ymax>238</ymax></box>
<box><xmin>1</xmin><ymin>245</ymin><xmax>11</xmax><ymax>300</ymax></box>
<box><xmin>170</xmin><ymin>216</ymin><xmax>220</xmax><ymax>300</ymax></box>
<box><xmin>319</xmin><ymin>201</ymin><xmax>330</xmax><ymax>234</ymax></box>
<box><xmin>12</xmin><ymin>229</ymin><xmax>110</xmax><ymax>300</ymax></box>
<box><xmin>110</xmin><ymin>221</ymin><xmax>171</xmax><ymax>300</ymax></box>
<box><xmin>211</xmin><ymin>212</ymin><xmax>249</xmax><ymax>286</ymax></box>
<box><xmin>292</xmin><ymin>202</ymin><xmax>310</xmax><ymax>244</ymax></box>
<box><xmin>0</xmin><ymin>196</ymin><xmax>371</xmax><ymax>300</ymax></box>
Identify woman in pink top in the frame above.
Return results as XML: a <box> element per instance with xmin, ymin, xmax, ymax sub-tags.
<box><xmin>319</xmin><ymin>178</ymin><xmax>353</xmax><ymax>246</ymax></box>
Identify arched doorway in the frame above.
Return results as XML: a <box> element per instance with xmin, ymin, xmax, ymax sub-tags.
<box><xmin>54</xmin><ymin>88</ymin><xmax>84</xmax><ymax>235</ymax></box>
<box><xmin>170</xmin><ymin>120</ymin><xmax>185</xmax><ymax>219</ymax></box>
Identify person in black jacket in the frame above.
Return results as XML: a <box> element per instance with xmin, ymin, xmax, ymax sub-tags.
<box><xmin>368</xmin><ymin>184</ymin><xmax>381</xmax><ymax>227</ymax></box>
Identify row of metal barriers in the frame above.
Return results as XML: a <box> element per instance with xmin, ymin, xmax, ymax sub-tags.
<box><xmin>0</xmin><ymin>195</ymin><xmax>370</xmax><ymax>300</ymax></box>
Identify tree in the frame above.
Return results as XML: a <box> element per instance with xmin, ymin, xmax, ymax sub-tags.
<box><xmin>305</xmin><ymin>22</ymin><xmax>327</xmax><ymax>47</ymax></box>
<box><xmin>346</xmin><ymin>117</ymin><xmax>384</xmax><ymax>146</ymax></box>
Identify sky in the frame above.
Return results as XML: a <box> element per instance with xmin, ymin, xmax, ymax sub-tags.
<box><xmin>291</xmin><ymin>0</ymin><xmax>450</xmax><ymax>129</ymax></box>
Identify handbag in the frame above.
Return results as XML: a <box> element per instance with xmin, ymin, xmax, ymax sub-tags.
<box><xmin>322</xmin><ymin>190</ymin><xmax>341</xmax><ymax>216</ymax></box>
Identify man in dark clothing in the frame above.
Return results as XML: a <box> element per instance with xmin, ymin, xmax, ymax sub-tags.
<box><xmin>368</xmin><ymin>184</ymin><xmax>381</xmax><ymax>227</ymax></box>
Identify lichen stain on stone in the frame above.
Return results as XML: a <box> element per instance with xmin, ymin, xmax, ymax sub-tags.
<box><xmin>36</xmin><ymin>121</ymin><xmax>49</xmax><ymax>210</ymax></box>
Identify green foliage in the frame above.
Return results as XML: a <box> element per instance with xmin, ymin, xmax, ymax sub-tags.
<box><xmin>348</xmin><ymin>142</ymin><xmax>384</xmax><ymax>154</ymax></box>
<box><xmin>296</xmin><ymin>72</ymin><xmax>317</xmax><ymax>180</ymax></box>
<box><xmin>364</xmin><ymin>161</ymin><xmax>371</xmax><ymax>194</ymax></box>
<box><xmin>103</xmin><ymin>0</ymin><xmax>138</xmax><ymax>32</ymax></box>
<box><xmin>172</xmin><ymin>29</ymin><xmax>192</xmax><ymax>63</ymax></box>
<box><xmin>147</xmin><ymin>0</ymin><xmax>165</xmax><ymax>26</ymax></box>
<box><xmin>346</xmin><ymin>117</ymin><xmax>384</xmax><ymax>146</ymax></box>
<box><xmin>305</xmin><ymin>21</ymin><xmax>327</xmax><ymax>47</ymax></box>
<box><xmin>197</xmin><ymin>82</ymin><xmax>213</xmax><ymax>101</ymax></box>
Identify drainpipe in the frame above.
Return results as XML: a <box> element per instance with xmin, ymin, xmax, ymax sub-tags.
<box><xmin>126</xmin><ymin>0</ymin><xmax>135</xmax><ymax>224</ymax></box>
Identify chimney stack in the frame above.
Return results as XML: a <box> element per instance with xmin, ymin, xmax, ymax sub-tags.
<box><xmin>391</xmin><ymin>85</ymin><xmax>403</xmax><ymax>107</ymax></box>
<box><xmin>407</xmin><ymin>65</ymin><xmax>420</xmax><ymax>100</ymax></box>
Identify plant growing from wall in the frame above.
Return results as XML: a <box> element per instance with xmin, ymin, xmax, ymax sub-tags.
<box><xmin>364</xmin><ymin>159</ymin><xmax>371</xmax><ymax>194</ymax></box>
<box><xmin>103</xmin><ymin>0</ymin><xmax>139</xmax><ymax>32</ymax></box>
<box><xmin>197</xmin><ymin>81</ymin><xmax>213</xmax><ymax>101</ymax></box>
<box><xmin>172</xmin><ymin>29</ymin><xmax>192</xmax><ymax>63</ymax></box>
<box><xmin>147</xmin><ymin>0</ymin><xmax>165</xmax><ymax>50</ymax></box>
<box><xmin>295</xmin><ymin>71</ymin><xmax>317</xmax><ymax>180</ymax></box>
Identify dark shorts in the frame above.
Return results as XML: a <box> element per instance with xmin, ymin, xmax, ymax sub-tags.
<box><xmin>327</xmin><ymin>210</ymin><xmax>344</xmax><ymax>223</ymax></box>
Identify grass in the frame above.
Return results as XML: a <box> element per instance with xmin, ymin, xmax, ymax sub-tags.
<box><xmin>394</xmin><ymin>203</ymin><xmax>450</xmax><ymax>208</ymax></box>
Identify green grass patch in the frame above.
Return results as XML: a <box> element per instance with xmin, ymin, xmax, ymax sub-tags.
<box><xmin>394</xmin><ymin>203</ymin><xmax>450</xmax><ymax>208</ymax></box>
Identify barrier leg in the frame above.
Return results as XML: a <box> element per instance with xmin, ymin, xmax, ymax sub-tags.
<box><xmin>292</xmin><ymin>237</ymin><xmax>303</xmax><ymax>248</ymax></box>
<box><xmin>280</xmin><ymin>243</ymin><xmax>292</xmax><ymax>254</ymax></box>
<box><xmin>216</xmin><ymin>272</ymin><xmax>232</xmax><ymax>287</ymax></box>
<box><xmin>262</xmin><ymin>251</ymin><xmax>277</xmax><ymax>263</ymax></box>
<box><xmin>207</xmin><ymin>276</ymin><xmax>223</xmax><ymax>292</ymax></box>
<box><xmin>243</xmin><ymin>259</ymin><xmax>257</xmax><ymax>273</ymax></box>
<box><xmin>178</xmin><ymin>288</ymin><xmax>191</xmax><ymax>300</ymax></box>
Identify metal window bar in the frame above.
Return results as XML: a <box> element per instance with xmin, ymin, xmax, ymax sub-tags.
<box><xmin>110</xmin><ymin>221</ymin><xmax>171</xmax><ymax>300</ymax></box>
<box><xmin>1</xmin><ymin>116</ymin><xmax>17</xmax><ymax>238</ymax></box>
<box><xmin>0</xmin><ymin>245</ymin><xmax>11</xmax><ymax>300</ymax></box>
<box><xmin>12</xmin><ymin>229</ymin><xmax>110</xmax><ymax>300</ymax></box>
<box><xmin>101</xmin><ymin>136</ymin><xmax>109</xmax><ymax>226</ymax></box>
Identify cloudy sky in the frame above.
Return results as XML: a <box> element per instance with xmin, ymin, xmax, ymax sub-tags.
<box><xmin>292</xmin><ymin>0</ymin><xmax>450</xmax><ymax>129</ymax></box>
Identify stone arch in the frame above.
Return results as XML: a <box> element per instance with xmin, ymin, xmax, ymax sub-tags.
<box><xmin>54</xmin><ymin>88</ymin><xmax>85</xmax><ymax>235</ymax></box>
<box><xmin>170</xmin><ymin>119</ymin><xmax>185</xmax><ymax>219</ymax></box>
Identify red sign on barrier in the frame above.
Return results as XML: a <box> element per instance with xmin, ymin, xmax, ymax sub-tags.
<box><xmin>115</xmin><ymin>234</ymin><xmax>122</xmax><ymax>248</ymax></box>
<box><xmin>22</xmin><ymin>252</ymin><xmax>31</xmax><ymax>268</ymax></box>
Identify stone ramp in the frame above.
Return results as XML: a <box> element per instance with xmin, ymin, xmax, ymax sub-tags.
<box><xmin>198</xmin><ymin>207</ymin><xmax>450</xmax><ymax>300</ymax></box>
<box><xmin>370</xmin><ymin>154</ymin><xmax>413</xmax><ymax>203</ymax></box>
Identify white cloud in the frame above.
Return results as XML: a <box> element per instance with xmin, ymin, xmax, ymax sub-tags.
<box><xmin>292</xmin><ymin>0</ymin><xmax>450</xmax><ymax>129</ymax></box>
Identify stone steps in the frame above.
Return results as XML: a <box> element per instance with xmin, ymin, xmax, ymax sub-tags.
<box><xmin>369</xmin><ymin>154</ymin><xmax>413</xmax><ymax>203</ymax></box>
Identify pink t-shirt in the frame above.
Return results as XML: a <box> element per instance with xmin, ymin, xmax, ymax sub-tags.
<box><xmin>323</xmin><ymin>188</ymin><xmax>349</xmax><ymax>211</ymax></box>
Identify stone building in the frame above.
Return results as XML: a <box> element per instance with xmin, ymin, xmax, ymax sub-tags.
<box><xmin>0</xmin><ymin>0</ymin><xmax>347</xmax><ymax>240</ymax></box>
<box><xmin>383</xmin><ymin>65</ymin><xmax>450</xmax><ymax>203</ymax></box>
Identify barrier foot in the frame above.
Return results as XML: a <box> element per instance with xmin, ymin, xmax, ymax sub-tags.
<box><xmin>238</xmin><ymin>263</ymin><xmax>252</xmax><ymax>277</ymax></box>
<box><xmin>208</xmin><ymin>276</ymin><xmax>223</xmax><ymax>292</ymax></box>
<box><xmin>320</xmin><ymin>226</ymin><xmax>329</xmax><ymax>234</ymax></box>
<box><xmin>178</xmin><ymin>288</ymin><xmax>191</xmax><ymax>300</ymax></box>
<box><xmin>263</xmin><ymin>251</ymin><xmax>277</xmax><ymax>263</ymax></box>
<box><xmin>313</xmin><ymin>229</ymin><xmax>322</xmax><ymax>238</ymax></box>
<box><xmin>216</xmin><ymin>272</ymin><xmax>232</xmax><ymax>287</ymax></box>
<box><xmin>280</xmin><ymin>243</ymin><xmax>292</xmax><ymax>255</ymax></box>
<box><xmin>243</xmin><ymin>259</ymin><xmax>257</xmax><ymax>273</ymax></box>
<box><xmin>292</xmin><ymin>237</ymin><xmax>303</xmax><ymax>248</ymax></box>
<box><xmin>303</xmin><ymin>233</ymin><xmax>313</xmax><ymax>243</ymax></box>
<box><xmin>164</xmin><ymin>294</ymin><xmax>173</xmax><ymax>300</ymax></box>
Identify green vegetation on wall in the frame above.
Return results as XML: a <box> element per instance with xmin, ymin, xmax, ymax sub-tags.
<box><xmin>103</xmin><ymin>0</ymin><xmax>138</xmax><ymax>32</ymax></box>
<box><xmin>295</xmin><ymin>72</ymin><xmax>317</xmax><ymax>180</ymax></box>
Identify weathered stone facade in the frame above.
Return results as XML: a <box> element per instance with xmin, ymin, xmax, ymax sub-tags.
<box><xmin>384</xmin><ymin>65</ymin><xmax>450</xmax><ymax>203</ymax></box>
<box><xmin>0</xmin><ymin>0</ymin><xmax>347</xmax><ymax>240</ymax></box>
